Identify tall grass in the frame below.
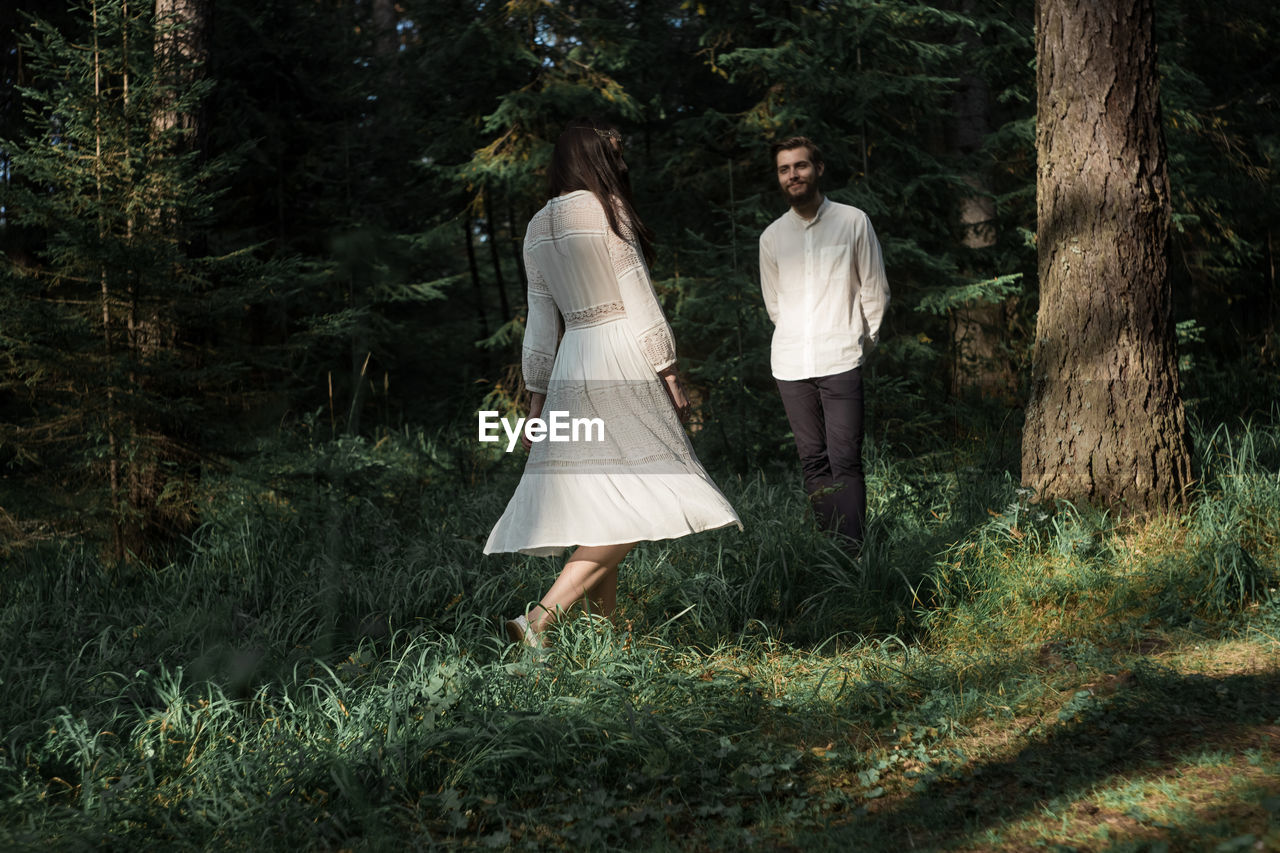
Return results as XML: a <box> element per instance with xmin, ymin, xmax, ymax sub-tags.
<box><xmin>1</xmin><ymin>416</ymin><xmax>1277</xmax><ymax>849</ymax></box>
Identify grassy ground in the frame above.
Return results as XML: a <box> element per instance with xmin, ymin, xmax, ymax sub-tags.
<box><xmin>1</xmin><ymin>418</ymin><xmax>1278</xmax><ymax>850</ymax></box>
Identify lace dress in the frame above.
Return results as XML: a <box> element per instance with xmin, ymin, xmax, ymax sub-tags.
<box><xmin>484</xmin><ymin>190</ymin><xmax>741</xmax><ymax>556</ymax></box>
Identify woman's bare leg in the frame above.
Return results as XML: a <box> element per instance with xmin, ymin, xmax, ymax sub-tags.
<box><xmin>525</xmin><ymin>543</ymin><xmax>633</xmax><ymax>634</ymax></box>
<box><xmin>585</xmin><ymin>566</ymin><xmax>619</xmax><ymax>617</ymax></box>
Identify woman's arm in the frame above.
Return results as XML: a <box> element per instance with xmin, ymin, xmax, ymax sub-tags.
<box><xmin>522</xmin><ymin>252</ymin><xmax>562</xmax><ymax>397</ymax></box>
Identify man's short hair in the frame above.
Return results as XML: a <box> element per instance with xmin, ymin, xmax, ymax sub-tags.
<box><xmin>771</xmin><ymin>136</ymin><xmax>824</xmax><ymax>167</ymax></box>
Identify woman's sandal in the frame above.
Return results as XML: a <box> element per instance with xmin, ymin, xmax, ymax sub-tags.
<box><xmin>504</xmin><ymin>614</ymin><xmax>542</xmax><ymax>648</ymax></box>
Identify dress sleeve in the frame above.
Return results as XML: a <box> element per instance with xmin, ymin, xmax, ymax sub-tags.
<box><xmin>855</xmin><ymin>216</ymin><xmax>890</xmax><ymax>346</ymax></box>
<box><xmin>759</xmin><ymin>228</ymin><xmax>780</xmax><ymax>325</ymax></box>
<box><xmin>521</xmin><ymin>251</ymin><xmax>562</xmax><ymax>394</ymax></box>
<box><xmin>606</xmin><ymin>208</ymin><xmax>677</xmax><ymax>373</ymax></box>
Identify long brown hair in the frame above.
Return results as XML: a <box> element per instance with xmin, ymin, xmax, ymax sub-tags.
<box><xmin>547</xmin><ymin>118</ymin><xmax>655</xmax><ymax>265</ymax></box>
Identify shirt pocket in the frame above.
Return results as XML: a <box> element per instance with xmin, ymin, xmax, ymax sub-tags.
<box><xmin>818</xmin><ymin>244</ymin><xmax>850</xmax><ymax>288</ymax></box>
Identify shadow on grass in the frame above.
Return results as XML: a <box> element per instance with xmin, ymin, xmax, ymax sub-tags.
<box><xmin>804</xmin><ymin>666</ymin><xmax>1280</xmax><ymax>849</ymax></box>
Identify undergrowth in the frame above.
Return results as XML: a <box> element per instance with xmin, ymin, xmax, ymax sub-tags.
<box><xmin>1</xmin><ymin>416</ymin><xmax>1278</xmax><ymax>850</ymax></box>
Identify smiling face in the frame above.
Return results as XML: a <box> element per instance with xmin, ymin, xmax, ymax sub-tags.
<box><xmin>775</xmin><ymin>145</ymin><xmax>824</xmax><ymax>207</ymax></box>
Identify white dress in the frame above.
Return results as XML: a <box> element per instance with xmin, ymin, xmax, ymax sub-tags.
<box><xmin>484</xmin><ymin>190</ymin><xmax>742</xmax><ymax>556</ymax></box>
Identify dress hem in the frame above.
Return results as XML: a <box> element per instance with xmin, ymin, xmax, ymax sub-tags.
<box><xmin>483</xmin><ymin>515</ymin><xmax>743</xmax><ymax>557</ymax></box>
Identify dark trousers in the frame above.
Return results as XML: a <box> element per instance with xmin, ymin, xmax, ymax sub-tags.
<box><xmin>776</xmin><ymin>367</ymin><xmax>866</xmax><ymax>545</ymax></box>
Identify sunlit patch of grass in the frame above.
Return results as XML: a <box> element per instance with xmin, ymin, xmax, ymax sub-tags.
<box><xmin>977</xmin><ymin>753</ymin><xmax>1280</xmax><ymax>852</ymax></box>
<box><xmin>921</xmin><ymin>422</ymin><xmax>1280</xmax><ymax>660</ymax></box>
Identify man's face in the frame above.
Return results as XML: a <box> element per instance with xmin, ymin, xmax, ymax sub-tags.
<box><xmin>775</xmin><ymin>146</ymin><xmax>823</xmax><ymax>206</ymax></box>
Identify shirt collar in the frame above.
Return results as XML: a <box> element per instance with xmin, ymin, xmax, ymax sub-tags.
<box><xmin>787</xmin><ymin>195</ymin><xmax>830</xmax><ymax>228</ymax></box>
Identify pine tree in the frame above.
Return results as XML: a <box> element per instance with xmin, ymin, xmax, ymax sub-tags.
<box><xmin>1</xmin><ymin>1</ymin><xmax>237</xmax><ymax>559</ymax></box>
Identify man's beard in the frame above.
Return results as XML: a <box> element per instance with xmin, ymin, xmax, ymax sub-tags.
<box><xmin>783</xmin><ymin>179</ymin><xmax>819</xmax><ymax>206</ymax></box>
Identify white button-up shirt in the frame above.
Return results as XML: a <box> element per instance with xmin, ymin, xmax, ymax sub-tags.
<box><xmin>759</xmin><ymin>197</ymin><xmax>890</xmax><ymax>381</ymax></box>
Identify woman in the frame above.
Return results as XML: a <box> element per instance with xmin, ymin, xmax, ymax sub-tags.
<box><xmin>484</xmin><ymin>118</ymin><xmax>741</xmax><ymax>646</ymax></box>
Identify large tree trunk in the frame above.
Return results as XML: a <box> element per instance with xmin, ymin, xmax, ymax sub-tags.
<box><xmin>1023</xmin><ymin>0</ymin><xmax>1192</xmax><ymax>512</ymax></box>
<box><xmin>153</xmin><ymin>0</ymin><xmax>210</xmax><ymax>148</ymax></box>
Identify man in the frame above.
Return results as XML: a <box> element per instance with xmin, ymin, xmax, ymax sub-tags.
<box><xmin>759</xmin><ymin>136</ymin><xmax>890</xmax><ymax>548</ymax></box>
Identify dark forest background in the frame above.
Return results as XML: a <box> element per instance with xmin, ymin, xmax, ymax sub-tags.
<box><xmin>2</xmin><ymin>0</ymin><xmax>1275</xmax><ymax>562</ymax></box>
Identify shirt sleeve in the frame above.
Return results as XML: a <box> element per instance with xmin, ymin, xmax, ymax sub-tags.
<box><xmin>521</xmin><ymin>250</ymin><xmax>562</xmax><ymax>394</ymax></box>
<box><xmin>855</xmin><ymin>216</ymin><xmax>890</xmax><ymax>346</ymax></box>
<box><xmin>607</xmin><ymin>208</ymin><xmax>677</xmax><ymax>373</ymax></box>
<box><xmin>759</xmin><ymin>228</ymin><xmax>780</xmax><ymax>325</ymax></box>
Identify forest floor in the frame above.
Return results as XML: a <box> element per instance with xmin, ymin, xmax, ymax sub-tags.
<box><xmin>778</xmin><ymin>628</ymin><xmax>1280</xmax><ymax>851</ymax></box>
<box><xmin>1</xmin><ymin>421</ymin><xmax>1278</xmax><ymax>851</ymax></box>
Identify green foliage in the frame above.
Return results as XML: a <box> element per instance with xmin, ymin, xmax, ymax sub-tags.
<box><xmin>0</xmin><ymin>1</ymin><xmax>246</xmax><ymax>558</ymax></box>
<box><xmin>915</xmin><ymin>272</ymin><xmax>1024</xmax><ymax>315</ymax></box>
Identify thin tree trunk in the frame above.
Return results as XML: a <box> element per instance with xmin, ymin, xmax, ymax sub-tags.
<box><xmin>464</xmin><ymin>215</ymin><xmax>491</xmax><ymax>374</ymax></box>
<box><xmin>92</xmin><ymin>0</ymin><xmax>123</xmax><ymax>560</ymax></box>
<box><xmin>1023</xmin><ymin>0</ymin><xmax>1192</xmax><ymax>512</ymax></box>
<box><xmin>1268</xmin><ymin>228</ymin><xmax>1276</xmax><ymax>342</ymax></box>
<box><xmin>483</xmin><ymin>188</ymin><xmax>511</xmax><ymax>321</ymax></box>
<box><xmin>124</xmin><ymin>0</ymin><xmax>138</xmax><ymax>368</ymax></box>
<box><xmin>344</xmin><ymin>0</ymin><xmax>398</xmax><ymax>435</ymax></box>
<box><xmin>123</xmin><ymin>1</ymin><xmax>147</xmax><ymax>551</ymax></box>
<box><xmin>947</xmin><ymin>1</ymin><xmax>1012</xmax><ymax>399</ymax></box>
<box><xmin>506</xmin><ymin>200</ymin><xmax>526</xmax><ymax>310</ymax></box>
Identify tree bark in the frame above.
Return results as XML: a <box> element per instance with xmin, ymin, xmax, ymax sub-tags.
<box><xmin>1023</xmin><ymin>0</ymin><xmax>1192</xmax><ymax>512</ymax></box>
<box><xmin>152</xmin><ymin>0</ymin><xmax>210</xmax><ymax>150</ymax></box>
